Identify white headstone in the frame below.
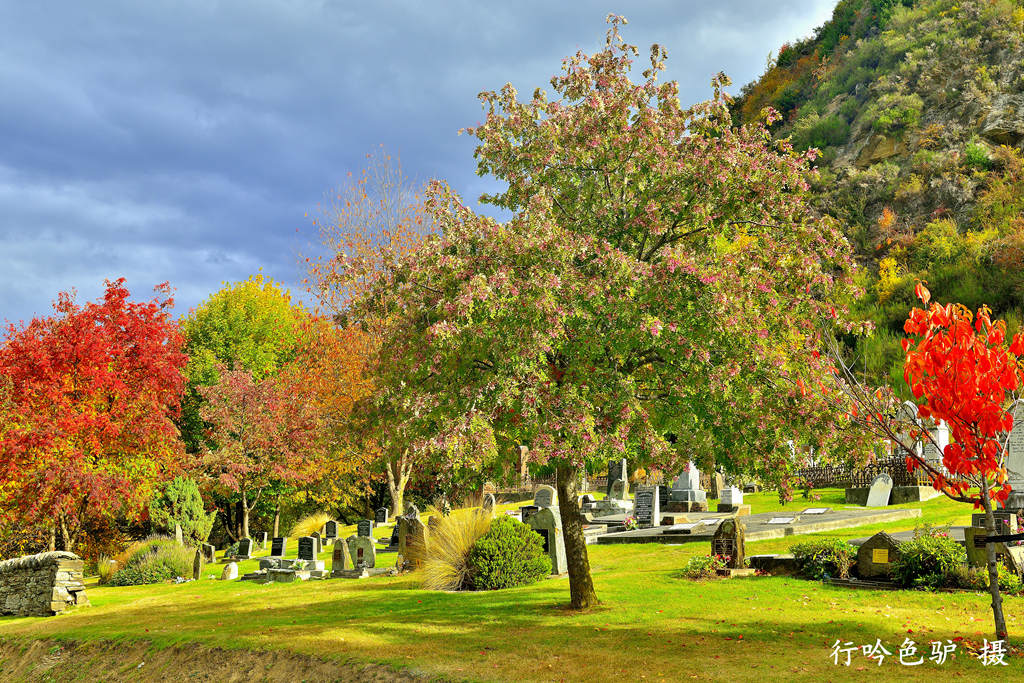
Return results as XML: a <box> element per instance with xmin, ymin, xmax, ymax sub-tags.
<box><xmin>673</xmin><ymin>462</ymin><xmax>701</xmax><ymax>491</ymax></box>
<box><xmin>221</xmin><ymin>562</ymin><xmax>238</xmax><ymax>581</ymax></box>
<box><xmin>720</xmin><ymin>486</ymin><xmax>743</xmax><ymax>506</ymax></box>
<box><xmin>866</xmin><ymin>473</ymin><xmax>894</xmax><ymax>507</ymax></box>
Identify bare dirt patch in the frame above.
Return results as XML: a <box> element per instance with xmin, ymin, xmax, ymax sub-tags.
<box><xmin>0</xmin><ymin>638</ymin><xmax>435</xmax><ymax>682</ymax></box>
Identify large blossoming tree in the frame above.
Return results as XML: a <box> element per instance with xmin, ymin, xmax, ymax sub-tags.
<box><xmin>349</xmin><ymin>17</ymin><xmax>864</xmax><ymax>608</ymax></box>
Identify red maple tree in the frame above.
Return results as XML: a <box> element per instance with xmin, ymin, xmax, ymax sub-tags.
<box><xmin>0</xmin><ymin>279</ymin><xmax>187</xmax><ymax>551</ymax></box>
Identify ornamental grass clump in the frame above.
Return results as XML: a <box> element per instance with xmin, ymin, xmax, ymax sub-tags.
<box><xmin>96</xmin><ymin>555</ymin><xmax>118</xmax><ymax>585</ymax></box>
<box><xmin>108</xmin><ymin>535</ymin><xmax>194</xmax><ymax>586</ymax></box>
<box><xmin>290</xmin><ymin>512</ymin><xmax>332</xmax><ymax>539</ymax></box>
<box><xmin>790</xmin><ymin>538</ymin><xmax>856</xmax><ymax>580</ymax></box>
<box><xmin>466</xmin><ymin>515</ymin><xmax>551</xmax><ymax>590</ymax></box>
<box><xmin>420</xmin><ymin>507</ymin><xmax>494</xmax><ymax>591</ymax></box>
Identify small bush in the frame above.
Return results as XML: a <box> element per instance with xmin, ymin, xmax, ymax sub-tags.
<box><xmin>290</xmin><ymin>512</ymin><xmax>332</xmax><ymax>539</ymax></box>
<box><xmin>964</xmin><ymin>141</ymin><xmax>992</xmax><ymax>170</ymax></box>
<box><xmin>421</xmin><ymin>508</ymin><xmax>494</xmax><ymax>591</ymax></box>
<box><xmin>790</xmin><ymin>538</ymin><xmax>857</xmax><ymax>580</ymax></box>
<box><xmin>890</xmin><ymin>526</ymin><xmax>966</xmax><ymax>589</ymax></box>
<box><xmin>870</xmin><ymin>94</ymin><xmax>923</xmax><ymax>136</ymax></box>
<box><xmin>680</xmin><ymin>554</ymin><xmax>728</xmax><ymax>579</ymax></box>
<box><xmin>467</xmin><ymin>516</ymin><xmax>551</xmax><ymax>590</ymax></box>
<box><xmin>150</xmin><ymin>476</ymin><xmax>215</xmax><ymax>546</ymax></box>
<box><xmin>108</xmin><ymin>536</ymin><xmax>194</xmax><ymax>586</ymax></box>
<box><xmin>949</xmin><ymin>565</ymin><xmax>1023</xmax><ymax>595</ymax></box>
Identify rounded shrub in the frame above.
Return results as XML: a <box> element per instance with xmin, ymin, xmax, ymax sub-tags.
<box><xmin>467</xmin><ymin>516</ymin><xmax>551</xmax><ymax>590</ymax></box>
<box><xmin>108</xmin><ymin>536</ymin><xmax>194</xmax><ymax>586</ymax></box>
<box><xmin>790</xmin><ymin>538</ymin><xmax>857</xmax><ymax>580</ymax></box>
<box><xmin>890</xmin><ymin>526</ymin><xmax>966</xmax><ymax>589</ymax></box>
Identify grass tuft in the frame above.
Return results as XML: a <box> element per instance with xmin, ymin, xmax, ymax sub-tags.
<box><xmin>289</xmin><ymin>512</ymin><xmax>332</xmax><ymax>539</ymax></box>
<box><xmin>420</xmin><ymin>506</ymin><xmax>493</xmax><ymax>591</ymax></box>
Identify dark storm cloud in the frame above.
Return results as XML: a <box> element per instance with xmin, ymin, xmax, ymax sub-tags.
<box><xmin>0</xmin><ymin>0</ymin><xmax>835</xmax><ymax>325</ymax></box>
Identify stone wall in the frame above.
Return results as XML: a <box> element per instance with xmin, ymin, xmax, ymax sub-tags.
<box><xmin>0</xmin><ymin>551</ymin><xmax>89</xmax><ymax>616</ymax></box>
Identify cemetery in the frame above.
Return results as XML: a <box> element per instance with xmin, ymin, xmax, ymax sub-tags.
<box><xmin>5</xmin><ymin>0</ymin><xmax>1024</xmax><ymax>680</ymax></box>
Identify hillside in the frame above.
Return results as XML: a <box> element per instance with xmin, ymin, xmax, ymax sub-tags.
<box><xmin>734</xmin><ymin>0</ymin><xmax>1024</xmax><ymax>389</ymax></box>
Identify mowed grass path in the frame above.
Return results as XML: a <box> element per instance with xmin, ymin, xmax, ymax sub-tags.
<box><xmin>0</xmin><ymin>492</ymin><xmax>1021</xmax><ymax>681</ymax></box>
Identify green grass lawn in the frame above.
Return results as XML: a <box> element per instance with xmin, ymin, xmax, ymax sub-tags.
<box><xmin>1</xmin><ymin>492</ymin><xmax>1020</xmax><ymax>681</ymax></box>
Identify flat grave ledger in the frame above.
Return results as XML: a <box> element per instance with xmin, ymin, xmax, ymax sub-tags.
<box><xmin>598</xmin><ymin>507</ymin><xmax>923</xmax><ymax>545</ymax></box>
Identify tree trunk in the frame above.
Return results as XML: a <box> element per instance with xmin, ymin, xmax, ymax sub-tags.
<box><xmin>980</xmin><ymin>486</ymin><xmax>1009</xmax><ymax>640</ymax></box>
<box><xmin>47</xmin><ymin>525</ymin><xmax>56</xmax><ymax>552</ymax></box>
<box><xmin>555</xmin><ymin>463</ymin><xmax>599</xmax><ymax>609</ymax></box>
<box><xmin>387</xmin><ymin>455</ymin><xmax>410</xmax><ymax>517</ymax></box>
<box><xmin>241</xmin><ymin>490</ymin><xmax>250</xmax><ymax>539</ymax></box>
<box><xmin>273</xmin><ymin>498</ymin><xmax>281</xmax><ymax>538</ymax></box>
<box><xmin>58</xmin><ymin>513</ymin><xmax>76</xmax><ymax>552</ymax></box>
<box><xmin>235</xmin><ymin>499</ymin><xmax>244</xmax><ymax>539</ymax></box>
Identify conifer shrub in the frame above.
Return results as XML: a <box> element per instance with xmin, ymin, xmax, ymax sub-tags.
<box><xmin>149</xmin><ymin>476</ymin><xmax>215</xmax><ymax>545</ymax></box>
<box><xmin>108</xmin><ymin>536</ymin><xmax>194</xmax><ymax>586</ymax></box>
<box><xmin>790</xmin><ymin>538</ymin><xmax>857</xmax><ymax>580</ymax></box>
<box><xmin>467</xmin><ymin>516</ymin><xmax>551</xmax><ymax>590</ymax></box>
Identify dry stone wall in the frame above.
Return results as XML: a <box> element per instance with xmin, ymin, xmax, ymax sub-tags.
<box><xmin>0</xmin><ymin>551</ymin><xmax>89</xmax><ymax>616</ymax></box>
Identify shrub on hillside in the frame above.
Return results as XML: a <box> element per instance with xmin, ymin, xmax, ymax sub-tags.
<box><xmin>108</xmin><ymin>536</ymin><xmax>194</xmax><ymax>586</ymax></box>
<box><xmin>467</xmin><ymin>516</ymin><xmax>551</xmax><ymax>590</ymax></box>
<box><xmin>870</xmin><ymin>93</ymin><xmax>923</xmax><ymax>135</ymax></box>
<box><xmin>421</xmin><ymin>507</ymin><xmax>494</xmax><ymax>591</ymax></box>
<box><xmin>790</xmin><ymin>538</ymin><xmax>857</xmax><ymax>580</ymax></box>
<box><xmin>150</xmin><ymin>476</ymin><xmax>215</xmax><ymax>546</ymax></box>
<box><xmin>680</xmin><ymin>554</ymin><xmax>728</xmax><ymax>579</ymax></box>
<box><xmin>890</xmin><ymin>526</ymin><xmax>966</xmax><ymax>589</ymax></box>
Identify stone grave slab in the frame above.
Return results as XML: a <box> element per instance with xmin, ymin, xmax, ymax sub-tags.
<box><xmin>866</xmin><ymin>473</ymin><xmax>894</xmax><ymax>507</ymax></box>
<box><xmin>221</xmin><ymin>562</ymin><xmax>238</xmax><ymax>581</ymax></box>
<box><xmin>324</xmin><ymin>520</ymin><xmax>339</xmax><ymax>539</ymax></box>
<box><xmin>534</xmin><ymin>485</ymin><xmax>556</xmax><ymax>508</ymax></box>
<box><xmin>527</xmin><ymin>507</ymin><xmax>567</xmax><ymax>575</ymax></box>
<box><xmin>236</xmin><ymin>538</ymin><xmax>252</xmax><ymax>559</ymax></box>
<box><xmin>347</xmin><ymin>535</ymin><xmax>376</xmax><ymax>569</ymax></box>
<box><xmin>331</xmin><ymin>539</ymin><xmax>352</xmax><ymax>576</ymax></box>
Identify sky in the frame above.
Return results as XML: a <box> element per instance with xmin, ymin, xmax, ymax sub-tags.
<box><xmin>0</xmin><ymin>0</ymin><xmax>837</xmax><ymax>325</ymax></box>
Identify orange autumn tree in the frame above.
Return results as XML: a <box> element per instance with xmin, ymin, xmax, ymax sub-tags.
<box><xmin>831</xmin><ymin>283</ymin><xmax>1023</xmax><ymax>641</ymax></box>
<box><xmin>303</xmin><ymin>148</ymin><xmax>436</xmax><ymax>516</ymax></box>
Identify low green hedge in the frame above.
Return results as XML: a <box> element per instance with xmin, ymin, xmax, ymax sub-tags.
<box><xmin>467</xmin><ymin>516</ymin><xmax>551</xmax><ymax>590</ymax></box>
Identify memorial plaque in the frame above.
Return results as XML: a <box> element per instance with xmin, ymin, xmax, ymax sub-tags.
<box><xmin>974</xmin><ymin>533</ymin><xmax>988</xmax><ymax>549</ymax></box>
<box><xmin>271</xmin><ymin>537</ymin><xmax>287</xmax><ymax>557</ymax></box>
<box><xmin>872</xmin><ymin>548</ymin><xmax>889</xmax><ymax>564</ymax></box>
<box><xmin>767</xmin><ymin>517</ymin><xmax>796</xmax><ymax>525</ymax></box>
<box><xmin>634</xmin><ymin>485</ymin><xmax>659</xmax><ymax>528</ymax></box>
<box><xmin>669</xmin><ymin>522</ymin><xmax>699</xmax><ymax>531</ymax></box>
<box><xmin>802</xmin><ymin>508</ymin><xmax>830</xmax><ymax>515</ymax></box>
<box><xmin>357</xmin><ymin>520</ymin><xmax>373</xmax><ymax>537</ymax></box>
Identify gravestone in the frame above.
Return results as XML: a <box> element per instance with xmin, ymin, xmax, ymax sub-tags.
<box><xmin>606</xmin><ymin>458</ymin><xmax>628</xmax><ymax>496</ymax></box>
<box><xmin>236</xmin><ymin>538</ymin><xmax>252</xmax><ymax>559</ymax></box>
<box><xmin>324</xmin><ymin>520</ymin><xmax>339</xmax><ymax>539</ymax></box>
<box><xmin>856</xmin><ymin>531</ymin><xmax>901</xmax><ymax>578</ymax></box>
<box><xmin>174</xmin><ymin>524</ymin><xmax>183</xmax><ymax>545</ymax></box>
<box><xmin>534</xmin><ymin>485</ymin><xmax>557</xmax><ymax>508</ymax></box>
<box><xmin>386</xmin><ymin>524</ymin><xmax>400</xmax><ymax>550</ymax></box>
<box><xmin>657</xmin><ymin>485</ymin><xmax>671</xmax><ymax>510</ymax></box>
<box><xmin>708</xmin><ymin>472</ymin><xmax>725</xmax><ymax>500</ymax></box>
<box><xmin>297</xmin><ymin>536</ymin><xmax>316</xmax><ymax>561</ymax></box>
<box><xmin>964</xmin><ymin>527</ymin><xmax>1017</xmax><ymax>571</ymax></box>
<box><xmin>347</xmin><ymin>536</ymin><xmax>377</xmax><ymax>569</ymax></box>
<box><xmin>271</xmin><ymin>537</ymin><xmax>287</xmax><ymax>558</ymax></box>
<box><xmin>922</xmin><ymin>420</ymin><xmax>950</xmax><ymax>468</ymax></box>
<box><xmin>398</xmin><ymin>516</ymin><xmax>428</xmax><ymax>570</ymax></box>
<box><xmin>520</xmin><ymin>504</ymin><xmax>540</xmax><ymax>523</ymax></box>
<box><xmin>482</xmin><ymin>493</ymin><xmax>496</xmax><ymax>512</ymax></box>
<box><xmin>579</xmin><ymin>494</ymin><xmax>596</xmax><ymax>512</ymax></box>
<box><xmin>202</xmin><ymin>544</ymin><xmax>216</xmax><ymax>563</ymax></box>
<box><xmin>331</xmin><ymin>538</ymin><xmax>352</xmax><ymax>576</ymax></box>
<box><xmin>404</xmin><ymin>502</ymin><xmax>420</xmax><ymax>518</ymax></box>
<box><xmin>634</xmin><ymin>485</ymin><xmax>659</xmax><ymax>528</ymax></box>
<box><xmin>310</xmin><ymin>532</ymin><xmax>322</xmax><ymax>555</ymax></box>
<box><xmin>192</xmin><ymin>548</ymin><xmax>203</xmax><ymax>581</ymax></box>
<box><xmin>865</xmin><ymin>473</ymin><xmax>894</xmax><ymax>507</ymax></box>
<box><xmin>667</xmin><ymin>462</ymin><xmax>706</xmax><ymax>512</ymax></box>
<box><xmin>375</xmin><ymin>507</ymin><xmax>389</xmax><ymax>524</ymax></box>
<box><xmin>357</xmin><ymin>520</ymin><xmax>373</xmax><ymax>537</ymax></box>
<box><xmin>609</xmin><ymin>478</ymin><xmax>628</xmax><ymax>500</ymax></box>
<box><xmin>1004</xmin><ymin>400</ymin><xmax>1024</xmax><ymax>511</ymax></box>
<box><xmin>711</xmin><ymin>518</ymin><xmax>745</xmax><ymax>569</ymax></box>
<box><xmin>527</xmin><ymin>507</ymin><xmax>567</xmax><ymax>575</ymax></box>
<box><xmin>256</xmin><ymin>532</ymin><xmax>268</xmax><ymax>550</ymax></box>
<box><xmin>972</xmin><ymin>512</ymin><xmax>1019</xmax><ymax>533</ymax></box>
<box><xmin>221</xmin><ymin>562</ymin><xmax>238</xmax><ymax>581</ymax></box>
<box><xmin>427</xmin><ymin>516</ymin><xmax>441</xmax><ymax>531</ymax></box>
<box><xmin>718</xmin><ymin>486</ymin><xmax>743</xmax><ymax>512</ymax></box>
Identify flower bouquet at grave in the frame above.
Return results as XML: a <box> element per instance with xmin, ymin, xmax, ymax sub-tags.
<box><xmin>623</xmin><ymin>516</ymin><xmax>639</xmax><ymax>531</ymax></box>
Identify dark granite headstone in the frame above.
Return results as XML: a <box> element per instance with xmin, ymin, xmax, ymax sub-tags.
<box><xmin>192</xmin><ymin>548</ymin><xmax>203</xmax><ymax>581</ymax></box>
<box><xmin>387</xmin><ymin>524</ymin><xmax>400</xmax><ymax>549</ymax></box>
<box><xmin>324</xmin><ymin>520</ymin><xmax>339</xmax><ymax>539</ymax></box>
<box><xmin>237</xmin><ymin>538</ymin><xmax>252</xmax><ymax>558</ymax></box>
<box><xmin>357</xmin><ymin>520</ymin><xmax>373</xmax><ymax>537</ymax></box>
<box><xmin>606</xmin><ymin>458</ymin><xmax>628</xmax><ymax>496</ymax></box>
<box><xmin>297</xmin><ymin>536</ymin><xmax>316</xmax><ymax>561</ymax></box>
<box><xmin>271</xmin><ymin>537</ymin><xmax>287</xmax><ymax>557</ymax></box>
<box><xmin>634</xmin><ymin>485</ymin><xmax>659</xmax><ymax>528</ymax></box>
<box><xmin>375</xmin><ymin>507</ymin><xmax>389</xmax><ymax>524</ymax></box>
